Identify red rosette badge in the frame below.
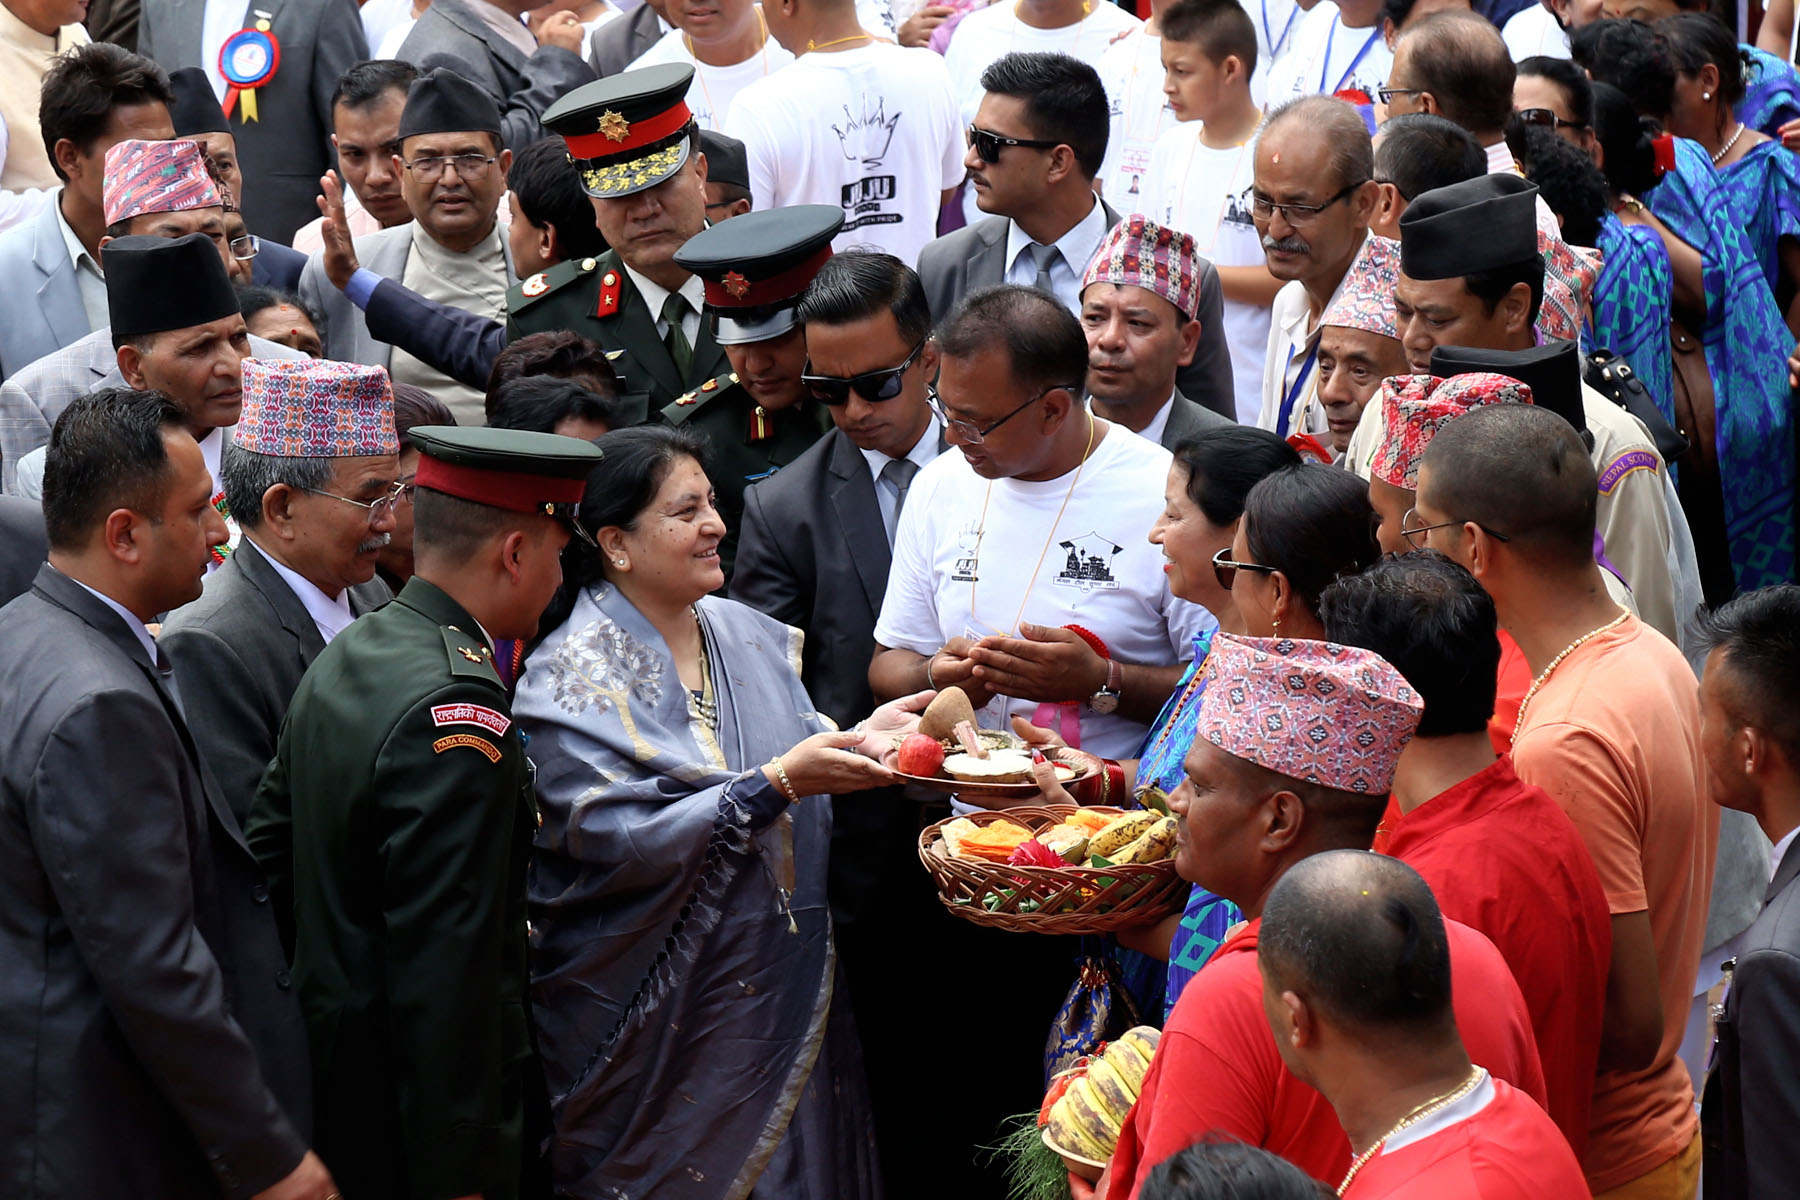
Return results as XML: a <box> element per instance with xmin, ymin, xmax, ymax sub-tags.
<box><xmin>219</xmin><ymin>26</ymin><xmax>280</xmax><ymax>123</ymax></box>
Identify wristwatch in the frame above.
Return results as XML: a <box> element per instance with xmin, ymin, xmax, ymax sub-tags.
<box><xmin>1087</xmin><ymin>657</ymin><xmax>1123</xmax><ymax>714</ymax></box>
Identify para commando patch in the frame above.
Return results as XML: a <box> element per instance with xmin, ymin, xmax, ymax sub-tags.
<box><xmin>433</xmin><ymin>733</ymin><xmax>501</xmax><ymax>763</ymax></box>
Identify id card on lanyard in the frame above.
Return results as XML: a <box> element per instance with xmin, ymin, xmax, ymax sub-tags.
<box><xmin>1318</xmin><ymin>18</ymin><xmax>1381</xmax><ymax>96</ymax></box>
<box><xmin>1275</xmin><ymin>342</ymin><xmax>1318</xmax><ymax>440</ymax></box>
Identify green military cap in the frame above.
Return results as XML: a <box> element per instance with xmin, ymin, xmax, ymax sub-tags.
<box><xmin>672</xmin><ymin>204</ymin><xmax>844</xmax><ymax>345</ymax></box>
<box><xmin>410</xmin><ymin>426</ymin><xmax>604</xmax><ymax>545</ymax></box>
<box><xmin>543</xmin><ymin>63</ymin><xmax>697</xmax><ymax>199</ymax></box>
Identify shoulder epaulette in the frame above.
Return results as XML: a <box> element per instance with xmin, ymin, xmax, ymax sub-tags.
<box><xmin>507</xmin><ymin>256</ymin><xmax>588</xmax><ymax>312</ymax></box>
<box><xmin>441</xmin><ymin>625</ymin><xmax>502</xmax><ymax>686</ymax></box>
<box><xmin>660</xmin><ymin>371</ymin><xmax>741</xmax><ymax>425</ymax></box>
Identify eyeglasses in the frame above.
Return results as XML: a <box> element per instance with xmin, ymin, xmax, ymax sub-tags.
<box><xmin>301</xmin><ymin>479</ymin><xmax>407</xmax><ymax>520</ymax></box>
<box><xmin>403</xmin><ymin>153</ymin><xmax>497</xmax><ymax>180</ymax></box>
<box><xmin>927</xmin><ymin>381</ymin><xmax>1079</xmax><ymax>444</ymax></box>
<box><xmin>966</xmin><ymin>124</ymin><xmax>1060</xmax><ymax>163</ymax></box>
<box><xmin>229</xmin><ymin>234</ymin><xmax>259</xmax><ymax>260</ymax></box>
<box><xmin>1399</xmin><ymin>507</ymin><xmax>1513</xmax><ymax>550</ymax></box>
<box><xmin>1211</xmin><ymin>545</ymin><xmax>1278</xmax><ymax>590</ymax></box>
<box><xmin>802</xmin><ymin>338</ymin><xmax>928</xmax><ymax>405</ymax></box>
<box><xmin>1375</xmin><ymin>86</ymin><xmax>1424</xmax><ymax>105</ymax></box>
<box><xmin>1247</xmin><ymin>182</ymin><xmax>1359</xmax><ymax>226</ymax></box>
<box><xmin>1515</xmin><ymin>107</ymin><xmax>1588</xmax><ymax>132</ymax></box>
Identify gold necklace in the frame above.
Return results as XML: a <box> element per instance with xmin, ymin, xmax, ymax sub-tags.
<box><xmin>807</xmin><ymin>30</ymin><xmax>872</xmax><ymax>50</ymax></box>
<box><xmin>1336</xmin><ymin>1067</ymin><xmax>1485</xmax><ymax>1196</ymax></box>
<box><xmin>967</xmin><ymin>414</ymin><xmax>1098</xmax><ymax>636</ymax></box>
<box><xmin>1514</xmin><ymin>608</ymin><xmax>1630</xmax><ymax>731</ymax></box>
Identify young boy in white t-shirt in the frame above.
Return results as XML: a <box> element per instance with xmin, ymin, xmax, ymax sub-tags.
<box><xmin>1138</xmin><ymin>0</ymin><xmax>1279</xmax><ymax>423</ymax></box>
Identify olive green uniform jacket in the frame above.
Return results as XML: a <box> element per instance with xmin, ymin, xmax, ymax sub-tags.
<box><xmin>247</xmin><ymin>577</ymin><xmax>540</xmax><ymax>1200</ymax></box>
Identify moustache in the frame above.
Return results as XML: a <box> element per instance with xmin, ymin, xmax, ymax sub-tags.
<box><xmin>357</xmin><ymin>533</ymin><xmax>392</xmax><ymax>555</ymax></box>
<box><xmin>1262</xmin><ymin>233</ymin><xmax>1311</xmax><ymax>254</ymax></box>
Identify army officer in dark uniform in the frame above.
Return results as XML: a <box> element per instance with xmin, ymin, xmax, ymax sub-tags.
<box><xmin>665</xmin><ymin>204</ymin><xmax>840</xmax><ymax>580</ymax></box>
<box><xmin>507</xmin><ymin>65</ymin><xmax>728</xmax><ymax>425</ymax></box>
<box><xmin>246</xmin><ymin>426</ymin><xmax>603</xmax><ymax>1200</ymax></box>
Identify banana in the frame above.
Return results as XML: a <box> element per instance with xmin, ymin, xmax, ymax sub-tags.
<box><xmin>1047</xmin><ymin>1084</ymin><xmax>1115</xmax><ymax>1161</ymax></box>
<box><xmin>1107</xmin><ymin>816</ymin><xmax>1178</xmax><ymax>865</ymax></box>
<box><xmin>1089</xmin><ymin>810</ymin><xmax>1159</xmax><ymax>858</ymax></box>
<box><xmin>1083</xmin><ymin>1055</ymin><xmax>1137</xmax><ymax>1127</ymax></box>
<box><xmin>1102</xmin><ymin>1036</ymin><xmax>1154</xmax><ymax>1095</ymax></box>
<box><xmin>1117</xmin><ymin>1025</ymin><xmax>1162</xmax><ymax>1064</ymax></box>
<box><xmin>1056</xmin><ymin>1074</ymin><xmax>1124</xmax><ymax>1151</ymax></box>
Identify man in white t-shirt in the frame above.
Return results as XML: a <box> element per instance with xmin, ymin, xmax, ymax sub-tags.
<box><xmin>1262</xmin><ymin>0</ymin><xmax>1391</xmax><ymax>121</ymax></box>
<box><xmin>1139</xmin><ymin>0</ymin><xmax>1279</xmax><ymax>423</ymax></box>
<box><xmin>728</xmin><ymin>0</ymin><xmax>963</xmax><ymax>263</ymax></box>
<box><xmin>870</xmin><ymin>283</ymin><xmax>1207</xmax><ymax>759</ymax></box>
<box><xmin>1252</xmin><ymin>95</ymin><xmax>1376</xmax><ymax>443</ymax></box>
<box><xmin>1095</xmin><ymin>0</ymin><xmax>1177</xmax><ymax>205</ymax></box>
<box><xmin>628</xmin><ymin>0</ymin><xmax>796</xmax><ymax>129</ymax></box>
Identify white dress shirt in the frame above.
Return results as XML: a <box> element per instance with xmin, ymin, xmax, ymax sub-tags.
<box><xmin>72</xmin><ymin>576</ymin><xmax>161</xmax><ymax>666</ymax></box>
<box><xmin>625</xmin><ymin>264</ymin><xmax>705</xmax><ymax>348</ymax></box>
<box><xmin>200</xmin><ymin>0</ymin><xmax>250</xmax><ymax>104</ymax></box>
<box><xmin>858</xmin><ymin>417</ymin><xmax>942</xmax><ymax>544</ymax></box>
<box><xmin>1774</xmin><ymin>826</ymin><xmax>1799</xmax><ymax>879</ymax></box>
<box><xmin>1003</xmin><ymin>194</ymin><xmax>1112</xmax><ymax>316</ymax></box>
<box><xmin>1136</xmin><ymin>393</ymin><xmax>1176</xmax><ymax>446</ymax></box>
<box><xmin>260</xmin><ymin>546</ymin><xmax>357</xmax><ymax>644</ymax></box>
<box><xmin>54</xmin><ymin>190</ymin><xmax>106</xmax><ymax>331</ymax></box>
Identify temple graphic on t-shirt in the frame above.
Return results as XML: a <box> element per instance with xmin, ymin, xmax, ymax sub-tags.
<box><xmin>1223</xmin><ymin>188</ymin><xmax>1255</xmax><ymax>229</ymax></box>
<box><xmin>834</xmin><ymin>97</ymin><xmax>905</xmax><ymax>232</ymax></box>
<box><xmin>1054</xmin><ymin>533</ymin><xmax>1123</xmax><ymax>591</ymax></box>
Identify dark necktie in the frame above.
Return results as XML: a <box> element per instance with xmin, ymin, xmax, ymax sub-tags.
<box><xmin>662</xmin><ymin>292</ymin><xmax>693</xmax><ymax>378</ymax></box>
<box><xmin>879</xmin><ymin>456</ymin><xmax>920</xmax><ymax>545</ymax></box>
<box><xmin>1029</xmin><ymin>242</ymin><xmax>1061</xmax><ymax>298</ymax></box>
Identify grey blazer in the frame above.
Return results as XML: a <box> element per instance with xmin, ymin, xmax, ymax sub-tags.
<box><xmin>0</xmin><ymin>193</ymin><xmax>92</xmax><ymax>382</ymax></box>
<box><xmin>396</xmin><ymin>0</ymin><xmax>595</xmax><ymax>153</ymax></box>
<box><xmin>917</xmin><ymin>207</ymin><xmax>1238</xmax><ymax>421</ymax></box>
<box><xmin>161</xmin><ymin>538</ymin><xmax>391</xmax><ymax>822</ymax></box>
<box><xmin>0</xmin><ymin>565</ymin><xmax>312</xmax><ymax>1198</ymax></box>
<box><xmin>587</xmin><ymin>1</ymin><xmax>662</xmax><ymax>75</ymax></box>
<box><xmin>1160</xmin><ymin>387</ymin><xmax>1236</xmax><ymax>451</ymax></box>
<box><xmin>0</xmin><ymin>496</ymin><xmax>45</xmax><ymax>606</ymax></box>
<box><xmin>139</xmin><ymin>0</ymin><xmax>368</xmax><ymax>244</ymax></box>
<box><xmin>0</xmin><ymin>330</ymin><xmax>307</xmax><ymax>497</ymax></box>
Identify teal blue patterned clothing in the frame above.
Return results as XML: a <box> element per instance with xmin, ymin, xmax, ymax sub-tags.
<box><xmin>1590</xmin><ymin>213</ymin><xmax>1675</xmax><ymax>423</ymax></box>
<box><xmin>1741</xmin><ymin>45</ymin><xmax>1800</xmax><ymax>140</ymax></box>
<box><xmin>1717</xmin><ymin>139</ymin><xmax>1800</xmax><ymax>297</ymax></box>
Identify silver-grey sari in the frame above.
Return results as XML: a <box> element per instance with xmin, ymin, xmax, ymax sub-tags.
<box><xmin>516</xmin><ymin>583</ymin><xmax>878</xmax><ymax>1199</ymax></box>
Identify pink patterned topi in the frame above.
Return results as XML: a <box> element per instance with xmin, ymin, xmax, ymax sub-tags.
<box><xmin>1081</xmin><ymin>215</ymin><xmax>1205</xmax><ymax>321</ymax></box>
<box><xmin>234</xmin><ymin>358</ymin><xmax>399</xmax><ymax>458</ymax></box>
<box><xmin>1197</xmin><ymin>634</ymin><xmax>1423</xmax><ymax>794</ymax></box>
<box><xmin>1321</xmin><ymin>235</ymin><xmax>1401</xmax><ymax>338</ymax></box>
<box><xmin>103</xmin><ymin>139</ymin><xmax>224</xmax><ymax>226</ymax></box>
<box><xmin>1370</xmin><ymin>372</ymin><xmax>1533</xmax><ymax>490</ymax></box>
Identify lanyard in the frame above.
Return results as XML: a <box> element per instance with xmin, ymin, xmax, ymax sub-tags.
<box><xmin>1261</xmin><ymin>0</ymin><xmax>1298</xmax><ymax>60</ymax></box>
<box><xmin>1276</xmin><ymin>342</ymin><xmax>1318</xmax><ymax>439</ymax></box>
<box><xmin>1318</xmin><ymin>18</ymin><xmax>1381</xmax><ymax>96</ymax></box>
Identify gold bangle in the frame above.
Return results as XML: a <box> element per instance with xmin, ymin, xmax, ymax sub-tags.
<box><xmin>769</xmin><ymin>756</ymin><xmax>799</xmax><ymax>803</ymax></box>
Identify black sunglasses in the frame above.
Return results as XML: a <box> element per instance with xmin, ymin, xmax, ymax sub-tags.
<box><xmin>801</xmin><ymin>337</ymin><xmax>928</xmax><ymax>405</ymax></box>
<box><xmin>1212</xmin><ymin>546</ymin><xmax>1278</xmax><ymax>590</ymax></box>
<box><xmin>966</xmin><ymin>124</ymin><xmax>1059</xmax><ymax>163</ymax></box>
<box><xmin>1515</xmin><ymin>107</ymin><xmax>1588</xmax><ymax>132</ymax></box>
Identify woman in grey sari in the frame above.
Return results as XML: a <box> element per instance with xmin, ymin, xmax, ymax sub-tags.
<box><xmin>514</xmin><ymin>427</ymin><xmax>923</xmax><ymax>1199</ymax></box>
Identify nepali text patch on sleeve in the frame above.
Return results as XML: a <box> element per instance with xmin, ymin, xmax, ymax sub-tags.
<box><xmin>430</xmin><ymin>703</ymin><xmax>512</xmax><ymax>737</ymax></box>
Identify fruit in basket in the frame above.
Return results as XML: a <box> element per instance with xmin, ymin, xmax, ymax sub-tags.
<box><xmin>1106</xmin><ymin>815</ymin><xmax>1179</xmax><ymax>865</ymax></box>
<box><xmin>941</xmin><ymin>816</ymin><xmax>1035</xmax><ymax>862</ymax></box>
<box><xmin>1041</xmin><ymin>1025</ymin><xmax>1163</xmax><ymax>1165</ymax></box>
<box><xmin>1063</xmin><ymin>808</ymin><xmax>1120</xmax><ymax>836</ymax></box>
<box><xmin>1089</xmin><ymin>810</ymin><xmax>1160</xmax><ymax>858</ymax></box>
<box><xmin>1045</xmin><ymin>1077</ymin><xmax>1117</xmax><ymax>1162</ymax></box>
<box><xmin>1084</xmin><ymin>1056</ymin><xmax>1138</xmax><ymax>1128</ymax></box>
<box><xmin>896</xmin><ymin>732</ymin><xmax>945</xmax><ymax>776</ymax></box>
<box><xmin>919</xmin><ymin>685</ymin><xmax>977</xmax><ymax>740</ymax></box>
<box><xmin>1038</xmin><ymin>823</ymin><xmax>1090</xmax><ymax>863</ymax></box>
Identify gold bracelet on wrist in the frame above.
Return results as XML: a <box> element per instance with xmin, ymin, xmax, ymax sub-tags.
<box><xmin>769</xmin><ymin>756</ymin><xmax>799</xmax><ymax>803</ymax></box>
<box><xmin>925</xmin><ymin>653</ymin><xmax>942</xmax><ymax>691</ymax></box>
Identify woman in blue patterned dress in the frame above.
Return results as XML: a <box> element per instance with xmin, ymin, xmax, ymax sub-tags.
<box><xmin>1604</xmin><ymin>0</ymin><xmax>1800</xmax><ymax>136</ymax></box>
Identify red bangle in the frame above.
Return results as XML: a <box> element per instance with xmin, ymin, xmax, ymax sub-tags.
<box><xmin>1106</xmin><ymin>759</ymin><xmax>1128</xmax><ymax>803</ymax></box>
<box><xmin>1063</xmin><ymin>623</ymin><xmax>1109</xmax><ymax>661</ymax></box>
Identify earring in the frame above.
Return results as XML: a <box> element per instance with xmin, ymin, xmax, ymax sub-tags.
<box><xmin>1272</xmin><ymin>616</ymin><xmax>1282</xmax><ymax>634</ymax></box>
<box><xmin>614</xmin><ymin>559</ymin><xmax>626</xmax><ymax>567</ymax></box>
<box><xmin>1703</xmin><ymin>91</ymin><xmax>1712</xmax><ymax>100</ymax></box>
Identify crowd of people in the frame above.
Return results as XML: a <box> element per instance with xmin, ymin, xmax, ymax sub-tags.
<box><xmin>0</xmin><ymin>0</ymin><xmax>1798</xmax><ymax>1196</ymax></box>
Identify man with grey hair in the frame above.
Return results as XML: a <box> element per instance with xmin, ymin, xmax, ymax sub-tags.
<box><xmin>161</xmin><ymin>357</ymin><xmax>400</xmax><ymax>821</ymax></box>
<box><xmin>1251</xmin><ymin>95</ymin><xmax>1379</xmax><ymax>446</ymax></box>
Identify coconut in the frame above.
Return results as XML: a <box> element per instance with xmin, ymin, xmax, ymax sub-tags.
<box><xmin>919</xmin><ymin>685</ymin><xmax>978</xmax><ymax>741</ymax></box>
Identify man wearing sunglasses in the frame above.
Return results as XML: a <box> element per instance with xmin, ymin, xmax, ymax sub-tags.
<box><xmin>162</xmin><ymin>357</ymin><xmax>400</xmax><ymax>824</ymax></box>
<box><xmin>917</xmin><ymin>52</ymin><xmax>1236</xmax><ymax>420</ymax></box>
<box><xmin>664</xmin><ymin>203</ymin><xmax>838</xmax><ymax>582</ymax></box>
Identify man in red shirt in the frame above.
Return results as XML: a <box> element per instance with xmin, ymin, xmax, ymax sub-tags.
<box><xmin>1258</xmin><ymin>850</ymin><xmax>1589</xmax><ymax>1197</ymax></box>
<box><xmin>1320</xmin><ymin>550</ymin><xmax>1612</xmax><ymax>1156</ymax></box>
<box><xmin>1105</xmin><ymin>634</ymin><xmax>1547</xmax><ymax>1197</ymax></box>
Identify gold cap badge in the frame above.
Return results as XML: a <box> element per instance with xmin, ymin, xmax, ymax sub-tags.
<box><xmin>599</xmin><ymin>110</ymin><xmax>630</xmax><ymax>142</ymax></box>
<box><xmin>721</xmin><ymin>270</ymin><xmax>750</xmax><ymax>299</ymax></box>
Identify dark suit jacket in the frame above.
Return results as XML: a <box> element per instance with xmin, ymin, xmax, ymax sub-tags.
<box><xmin>397</xmin><ymin>0</ymin><xmax>595</xmax><ymax>154</ymax></box>
<box><xmin>139</xmin><ymin>0</ymin><xmax>368</xmax><ymax>244</ymax></box>
<box><xmin>586</xmin><ymin>1</ymin><xmax>662</xmax><ymax>75</ymax></box>
<box><xmin>1159</xmin><ymin>387</ymin><xmax>1236</xmax><ymax>451</ymax></box>
<box><xmin>366</xmin><ymin>275</ymin><xmax>507</xmax><ymax>390</ymax></box>
<box><xmin>161</xmin><ymin>538</ymin><xmax>392</xmax><ymax>823</ymax></box>
<box><xmin>252</xmin><ymin>237</ymin><xmax>308</xmax><ymax>292</ymax></box>
<box><xmin>917</xmin><ymin>204</ymin><xmax>1237</xmax><ymax>420</ymax></box>
<box><xmin>0</xmin><ymin>496</ymin><xmax>45</xmax><ymax>605</ymax></box>
<box><xmin>0</xmin><ymin>565</ymin><xmax>311</xmax><ymax>1199</ymax></box>
<box><xmin>1703</xmin><ymin>837</ymin><xmax>1800</xmax><ymax>1199</ymax></box>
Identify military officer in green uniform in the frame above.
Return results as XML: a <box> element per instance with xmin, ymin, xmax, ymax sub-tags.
<box><xmin>664</xmin><ymin>203</ymin><xmax>842</xmax><ymax>579</ymax></box>
<box><xmin>507</xmin><ymin>64</ymin><xmax>729</xmax><ymax>425</ymax></box>
<box><xmin>246</xmin><ymin>426</ymin><xmax>603</xmax><ymax>1200</ymax></box>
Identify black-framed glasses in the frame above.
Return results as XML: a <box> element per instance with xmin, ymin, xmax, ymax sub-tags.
<box><xmin>229</xmin><ymin>234</ymin><xmax>259</xmax><ymax>260</ymax></box>
<box><xmin>1212</xmin><ymin>545</ymin><xmax>1278</xmax><ymax>590</ymax></box>
<box><xmin>1399</xmin><ymin>507</ymin><xmax>1513</xmax><ymax>550</ymax></box>
<box><xmin>1247</xmin><ymin>182</ymin><xmax>1358</xmax><ymax>226</ymax></box>
<box><xmin>403</xmin><ymin>153</ymin><xmax>496</xmax><ymax>180</ymax></box>
<box><xmin>301</xmin><ymin>479</ymin><xmax>407</xmax><ymax>520</ymax></box>
<box><xmin>1376</xmin><ymin>86</ymin><xmax>1423</xmax><ymax>105</ymax></box>
<box><xmin>966</xmin><ymin>124</ymin><xmax>1060</xmax><ymax>162</ymax></box>
<box><xmin>1515</xmin><ymin>107</ymin><xmax>1588</xmax><ymax>132</ymax></box>
<box><xmin>802</xmin><ymin>337</ymin><xmax>928</xmax><ymax>406</ymax></box>
<box><xmin>928</xmin><ymin>381</ymin><xmax>1079</xmax><ymax>444</ymax></box>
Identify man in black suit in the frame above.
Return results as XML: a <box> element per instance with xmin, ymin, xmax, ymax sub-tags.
<box><xmin>916</xmin><ymin>52</ymin><xmax>1234</xmax><ymax>418</ymax></box>
<box><xmin>0</xmin><ymin>389</ymin><xmax>330</xmax><ymax>1199</ymax></box>
<box><xmin>1081</xmin><ymin>214</ymin><xmax>1237</xmax><ymax>450</ymax></box>
<box><xmin>1700</xmin><ymin>585</ymin><xmax>1800</xmax><ymax>1198</ymax></box>
<box><xmin>0</xmin><ymin>496</ymin><xmax>45</xmax><ymax>604</ymax></box>
<box><xmin>587</xmin><ymin>0</ymin><xmax>669</xmax><ymax>75</ymax></box>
